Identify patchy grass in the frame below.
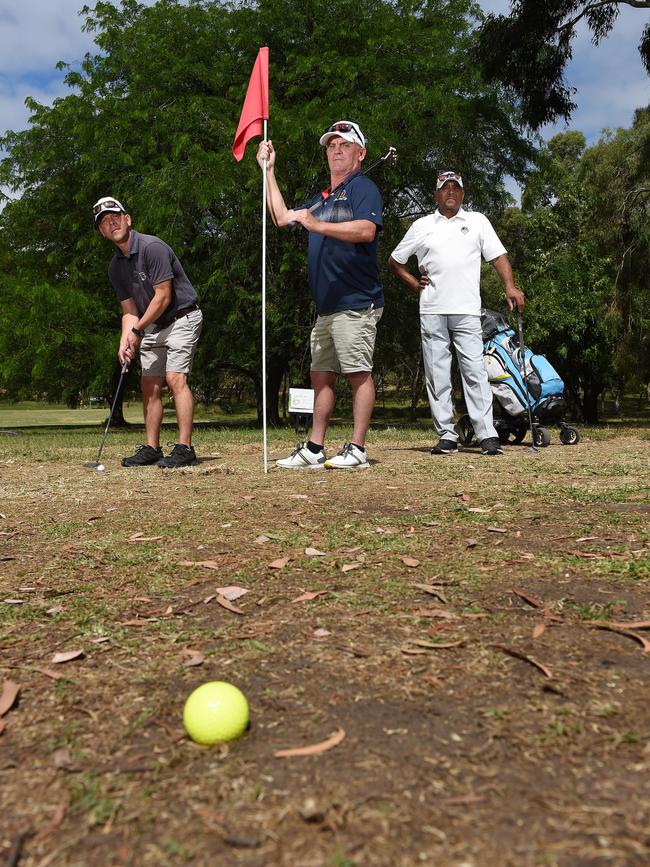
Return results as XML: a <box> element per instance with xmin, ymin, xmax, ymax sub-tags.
<box><xmin>1</xmin><ymin>424</ymin><xmax>649</xmax><ymax>866</ymax></box>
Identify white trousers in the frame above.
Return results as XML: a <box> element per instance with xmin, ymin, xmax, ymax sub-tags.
<box><xmin>420</xmin><ymin>313</ymin><xmax>497</xmax><ymax>443</ymax></box>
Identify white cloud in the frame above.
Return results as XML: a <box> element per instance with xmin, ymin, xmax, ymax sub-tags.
<box><xmin>0</xmin><ymin>2</ymin><xmax>93</xmax><ymax>76</ymax></box>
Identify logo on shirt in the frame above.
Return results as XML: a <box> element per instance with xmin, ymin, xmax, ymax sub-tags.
<box><xmin>137</xmin><ymin>271</ymin><xmax>148</xmax><ymax>282</ymax></box>
<box><xmin>334</xmin><ymin>190</ymin><xmax>348</xmax><ymax>202</ymax></box>
<box><xmin>461</xmin><ymin>226</ymin><xmax>469</xmax><ymax>234</ymax></box>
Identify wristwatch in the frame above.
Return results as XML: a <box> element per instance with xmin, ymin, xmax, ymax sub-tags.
<box><xmin>131</xmin><ymin>326</ymin><xmax>145</xmax><ymax>338</ymax></box>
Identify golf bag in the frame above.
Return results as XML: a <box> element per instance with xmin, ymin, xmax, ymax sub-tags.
<box><xmin>456</xmin><ymin>310</ymin><xmax>580</xmax><ymax>447</ymax></box>
<box><xmin>481</xmin><ymin>309</ymin><xmax>565</xmax><ymax>423</ymax></box>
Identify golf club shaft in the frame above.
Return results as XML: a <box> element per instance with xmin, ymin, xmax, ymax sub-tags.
<box><xmin>513</xmin><ymin>304</ymin><xmax>538</xmax><ymax>450</ymax></box>
<box><xmin>292</xmin><ymin>146</ymin><xmax>397</xmax><ymax>224</ymax></box>
<box><xmin>94</xmin><ymin>359</ymin><xmax>129</xmax><ymax>464</ymax></box>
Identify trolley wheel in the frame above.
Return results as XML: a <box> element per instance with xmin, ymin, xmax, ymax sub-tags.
<box><xmin>533</xmin><ymin>426</ymin><xmax>552</xmax><ymax>448</ymax></box>
<box><xmin>560</xmin><ymin>426</ymin><xmax>580</xmax><ymax>445</ymax></box>
<box><xmin>499</xmin><ymin>422</ymin><xmax>527</xmax><ymax>445</ymax></box>
<box><xmin>455</xmin><ymin>414</ymin><xmax>476</xmax><ymax>447</ymax></box>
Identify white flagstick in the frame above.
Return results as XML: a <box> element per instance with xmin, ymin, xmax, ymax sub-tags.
<box><xmin>261</xmin><ymin>119</ymin><xmax>269</xmax><ymax>473</ymax></box>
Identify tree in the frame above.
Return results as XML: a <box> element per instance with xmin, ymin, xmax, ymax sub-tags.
<box><xmin>488</xmin><ymin>114</ymin><xmax>650</xmax><ymax>422</ymax></box>
<box><xmin>476</xmin><ymin>1</ymin><xmax>650</xmax><ymax>129</ymax></box>
<box><xmin>0</xmin><ymin>0</ymin><xmax>534</xmax><ymax>421</ymax></box>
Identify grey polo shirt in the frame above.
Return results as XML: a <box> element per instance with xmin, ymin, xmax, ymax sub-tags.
<box><xmin>108</xmin><ymin>230</ymin><xmax>197</xmax><ymax>328</ymax></box>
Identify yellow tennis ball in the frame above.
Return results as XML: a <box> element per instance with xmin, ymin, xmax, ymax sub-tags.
<box><xmin>183</xmin><ymin>681</ymin><xmax>249</xmax><ymax>745</ymax></box>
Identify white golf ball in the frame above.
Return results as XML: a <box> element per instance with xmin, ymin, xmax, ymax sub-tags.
<box><xmin>96</xmin><ymin>464</ymin><xmax>105</xmax><ymax>472</ymax></box>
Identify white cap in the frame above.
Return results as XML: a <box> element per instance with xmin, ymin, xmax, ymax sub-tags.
<box><xmin>319</xmin><ymin>120</ymin><xmax>366</xmax><ymax>148</ymax></box>
<box><xmin>93</xmin><ymin>196</ymin><xmax>126</xmax><ymax>227</ymax></box>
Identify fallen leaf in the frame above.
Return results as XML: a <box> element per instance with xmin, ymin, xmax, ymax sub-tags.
<box><xmin>34</xmin><ymin>802</ymin><xmax>67</xmax><ymax>843</ymax></box>
<box><xmin>181</xmin><ymin>649</ymin><xmax>205</xmax><ymax>667</ymax></box>
<box><xmin>575</xmin><ymin>535</ymin><xmax>600</xmax><ymax>542</ymax></box>
<box><xmin>216</xmin><ymin>594</ymin><xmax>245</xmax><ymax>615</ymax></box>
<box><xmin>407</xmin><ymin>639</ymin><xmax>464</xmax><ymax>650</ymax></box>
<box><xmin>492</xmin><ymin>644</ymin><xmax>552</xmax><ymax>678</ymax></box>
<box><xmin>275</xmin><ymin>727</ymin><xmax>345</xmax><ymax>758</ymax></box>
<box><xmin>32</xmin><ymin>667</ymin><xmax>65</xmax><ymax>681</ymax></box>
<box><xmin>0</xmin><ymin>681</ymin><xmax>20</xmax><ymax>717</ymax></box>
<box><xmin>268</xmin><ymin>557</ymin><xmax>289</xmax><ymax>570</ymax></box>
<box><xmin>412</xmin><ymin>584</ymin><xmax>448</xmax><ymax>603</ymax></box>
<box><xmin>341</xmin><ymin>563</ymin><xmax>361</xmax><ymax>573</ymax></box>
<box><xmin>532</xmin><ymin>623</ymin><xmax>546</xmax><ymax>639</ymax></box>
<box><xmin>313</xmin><ymin>628</ymin><xmax>331</xmax><ymax>638</ymax></box>
<box><xmin>128</xmin><ymin>532</ymin><xmax>164</xmax><ymax>542</ymax></box>
<box><xmin>89</xmin><ymin>636</ymin><xmax>110</xmax><ymax>644</ymax></box>
<box><xmin>586</xmin><ymin>622</ymin><xmax>650</xmax><ymax>653</ymax></box>
<box><xmin>178</xmin><ymin>560</ymin><xmax>221</xmax><ymax>570</ymax></box>
<box><xmin>292</xmin><ymin>590</ymin><xmax>328</xmax><ymax>603</ymax></box>
<box><xmin>3</xmin><ymin>598</ymin><xmax>23</xmax><ymax>604</ymax></box>
<box><xmin>401</xmin><ymin>556</ymin><xmax>420</xmax><ymax>568</ymax></box>
<box><xmin>52</xmin><ymin>747</ymin><xmax>73</xmax><ymax>769</ymax></box>
<box><xmin>487</xmin><ymin>527</ymin><xmax>508</xmax><ymax>534</ymax></box>
<box><xmin>510</xmin><ymin>589</ymin><xmax>544</xmax><ymax>608</ymax></box>
<box><xmin>254</xmin><ymin>535</ymin><xmax>270</xmax><ymax>544</ymax></box>
<box><xmin>414</xmin><ymin>607</ymin><xmax>458</xmax><ymax>619</ymax></box>
<box><xmin>215</xmin><ymin>586</ymin><xmax>249</xmax><ymax>601</ymax></box>
<box><xmin>466</xmin><ymin>507</ymin><xmax>491</xmax><ymax>513</ymax></box>
<box><xmin>466</xmin><ymin>538</ymin><xmax>477</xmax><ymax>548</ymax></box>
<box><xmin>52</xmin><ymin>650</ymin><xmax>85</xmax><ymax>664</ymax></box>
<box><xmin>120</xmin><ymin>618</ymin><xmax>158</xmax><ymax>626</ymax></box>
<box><xmin>305</xmin><ymin>547</ymin><xmax>327</xmax><ymax>557</ymax></box>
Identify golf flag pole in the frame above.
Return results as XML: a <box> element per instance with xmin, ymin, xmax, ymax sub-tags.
<box><xmin>232</xmin><ymin>47</ymin><xmax>270</xmax><ymax>472</ymax></box>
<box><xmin>261</xmin><ymin>117</ymin><xmax>268</xmax><ymax>473</ymax></box>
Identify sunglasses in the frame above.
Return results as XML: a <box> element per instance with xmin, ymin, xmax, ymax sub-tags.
<box><xmin>92</xmin><ymin>200</ymin><xmax>123</xmax><ymax>216</ymax></box>
<box><xmin>325</xmin><ymin>122</ymin><xmax>364</xmax><ymax>146</ymax></box>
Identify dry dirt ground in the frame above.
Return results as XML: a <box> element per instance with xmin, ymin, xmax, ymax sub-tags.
<box><xmin>1</xmin><ymin>427</ymin><xmax>649</xmax><ymax>867</ymax></box>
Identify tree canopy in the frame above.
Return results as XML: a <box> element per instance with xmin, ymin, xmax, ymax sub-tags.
<box><xmin>0</xmin><ymin>0</ymin><xmax>533</xmax><ymax>418</ymax></box>
<box><xmin>476</xmin><ymin>1</ymin><xmax>650</xmax><ymax>129</ymax></box>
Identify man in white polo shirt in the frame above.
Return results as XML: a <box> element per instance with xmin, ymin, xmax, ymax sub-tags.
<box><xmin>388</xmin><ymin>171</ymin><xmax>525</xmax><ymax>456</ymax></box>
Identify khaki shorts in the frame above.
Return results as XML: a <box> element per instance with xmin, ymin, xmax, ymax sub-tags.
<box><xmin>140</xmin><ymin>308</ymin><xmax>203</xmax><ymax>377</ymax></box>
<box><xmin>310</xmin><ymin>306</ymin><xmax>383</xmax><ymax>374</ymax></box>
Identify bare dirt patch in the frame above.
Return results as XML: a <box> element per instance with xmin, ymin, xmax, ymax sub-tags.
<box><xmin>1</xmin><ymin>429</ymin><xmax>649</xmax><ymax>866</ymax></box>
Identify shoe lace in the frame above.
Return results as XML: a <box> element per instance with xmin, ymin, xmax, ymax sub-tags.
<box><xmin>338</xmin><ymin>442</ymin><xmax>353</xmax><ymax>457</ymax></box>
<box><xmin>290</xmin><ymin>441</ymin><xmax>308</xmax><ymax>457</ymax></box>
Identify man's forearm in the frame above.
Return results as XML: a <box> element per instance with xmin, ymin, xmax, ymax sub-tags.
<box><xmin>265</xmin><ymin>169</ymin><xmax>293</xmax><ymax>227</ymax></box>
<box><xmin>388</xmin><ymin>256</ymin><xmax>420</xmax><ymax>293</ymax></box>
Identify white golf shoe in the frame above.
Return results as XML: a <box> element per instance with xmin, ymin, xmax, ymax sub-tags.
<box><xmin>276</xmin><ymin>442</ymin><xmax>326</xmax><ymax>469</ymax></box>
<box><xmin>324</xmin><ymin>442</ymin><xmax>369</xmax><ymax>469</ymax></box>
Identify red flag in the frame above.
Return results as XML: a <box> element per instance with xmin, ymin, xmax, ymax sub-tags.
<box><xmin>232</xmin><ymin>47</ymin><xmax>269</xmax><ymax>162</ymax></box>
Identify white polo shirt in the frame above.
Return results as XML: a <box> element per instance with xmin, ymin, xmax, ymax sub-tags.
<box><xmin>390</xmin><ymin>208</ymin><xmax>506</xmax><ymax>315</ymax></box>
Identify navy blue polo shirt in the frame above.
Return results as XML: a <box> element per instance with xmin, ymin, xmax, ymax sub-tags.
<box><xmin>108</xmin><ymin>230</ymin><xmax>197</xmax><ymax>328</ymax></box>
<box><xmin>300</xmin><ymin>172</ymin><xmax>383</xmax><ymax>314</ymax></box>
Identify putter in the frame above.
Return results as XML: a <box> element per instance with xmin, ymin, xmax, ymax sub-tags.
<box><xmin>290</xmin><ymin>146</ymin><xmax>397</xmax><ymax>225</ymax></box>
<box><xmin>513</xmin><ymin>303</ymin><xmax>539</xmax><ymax>453</ymax></box>
<box><xmin>83</xmin><ymin>359</ymin><xmax>130</xmax><ymax>468</ymax></box>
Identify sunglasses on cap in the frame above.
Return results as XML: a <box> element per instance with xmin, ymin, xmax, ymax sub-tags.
<box><xmin>92</xmin><ymin>199</ymin><xmax>124</xmax><ymax>216</ymax></box>
<box><xmin>436</xmin><ymin>171</ymin><xmax>463</xmax><ymax>189</ymax></box>
<box><xmin>324</xmin><ymin>122</ymin><xmax>364</xmax><ymax>146</ymax></box>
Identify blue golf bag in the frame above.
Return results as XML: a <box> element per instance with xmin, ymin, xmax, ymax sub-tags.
<box><xmin>456</xmin><ymin>310</ymin><xmax>580</xmax><ymax>447</ymax></box>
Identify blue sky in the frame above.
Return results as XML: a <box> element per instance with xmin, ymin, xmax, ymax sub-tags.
<box><xmin>0</xmin><ymin>1</ymin><xmax>648</xmax><ymax>149</ymax></box>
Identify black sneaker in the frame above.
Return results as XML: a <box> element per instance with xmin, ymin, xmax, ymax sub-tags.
<box><xmin>431</xmin><ymin>438</ymin><xmax>458</xmax><ymax>455</ymax></box>
<box><xmin>480</xmin><ymin>437</ymin><xmax>504</xmax><ymax>456</ymax></box>
<box><xmin>121</xmin><ymin>444</ymin><xmax>163</xmax><ymax>467</ymax></box>
<box><xmin>157</xmin><ymin>444</ymin><xmax>197</xmax><ymax>468</ymax></box>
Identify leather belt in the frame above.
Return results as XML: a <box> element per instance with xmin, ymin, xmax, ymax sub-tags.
<box><xmin>157</xmin><ymin>303</ymin><xmax>199</xmax><ymax>329</ymax></box>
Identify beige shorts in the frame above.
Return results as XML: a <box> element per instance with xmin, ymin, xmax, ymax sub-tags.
<box><xmin>140</xmin><ymin>308</ymin><xmax>203</xmax><ymax>377</ymax></box>
<box><xmin>310</xmin><ymin>306</ymin><xmax>383</xmax><ymax>374</ymax></box>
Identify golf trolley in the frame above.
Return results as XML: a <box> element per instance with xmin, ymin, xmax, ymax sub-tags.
<box><xmin>455</xmin><ymin>308</ymin><xmax>580</xmax><ymax>449</ymax></box>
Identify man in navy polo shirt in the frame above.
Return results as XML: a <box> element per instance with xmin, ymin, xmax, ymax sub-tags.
<box><xmin>256</xmin><ymin>121</ymin><xmax>383</xmax><ymax>469</ymax></box>
<box><xmin>93</xmin><ymin>196</ymin><xmax>203</xmax><ymax>468</ymax></box>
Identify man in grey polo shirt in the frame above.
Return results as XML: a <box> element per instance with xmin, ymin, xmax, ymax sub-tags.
<box><xmin>94</xmin><ymin>196</ymin><xmax>203</xmax><ymax>468</ymax></box>
<box><xmin>388</xmin><ymin>171</ymin><xmax>524</xmax><ymax>456</ymax></box>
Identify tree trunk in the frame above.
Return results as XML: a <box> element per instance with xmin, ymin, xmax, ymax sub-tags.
<box><xmin>581</xmin><ymin>387</ymin><xmax>601</xmax><ymax>424</ymax></box>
